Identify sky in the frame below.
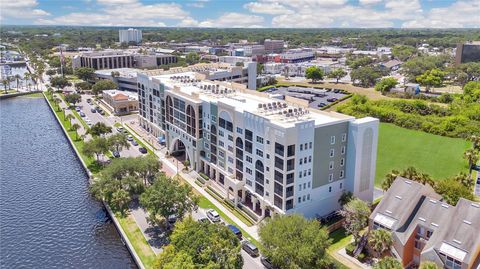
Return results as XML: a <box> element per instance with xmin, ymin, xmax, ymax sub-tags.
<box><xmin>1</xmin><ymin>0</ymin><xmax>479</xmax><ymax>28</ymax></box>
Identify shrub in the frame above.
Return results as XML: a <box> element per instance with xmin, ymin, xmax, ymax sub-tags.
<box><xmin>357</xmin><ymin>253</ymin><xmax>367</xmax><ymax>262</ymax></box>
<box><xmin>199</xmin><ymin>172</ymin><xmax>209</xmax><ymax>181</ymax></box>
<box><xmin>346</xmin><ymin>243</ymin><xmax>356</xmax><ymax>256</ymax></box>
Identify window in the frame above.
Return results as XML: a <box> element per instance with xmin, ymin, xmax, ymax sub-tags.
<box><xmin>340</xmin><ymin>170</ymin><xmax>345</xmax><ymax>178</ymax></box>
<box><xmin>275</xmin><ymin>156</ymin><xmax>284</xmax><ymax>170</ymax></box>
<box><xmin>300</xmin><ymin>144</ymin><xmax>303</xmax><ymax>151</ymax></box>
<box><xmin>219</xmin><ymin>130</ymin><xmax>224</xmax><ymax>137</ymax></box>
<box><xmin>275</xmin><ymin>143</ymin><xmax>284</xmax><ymax>156</ymax></box>
<box><xmin>302</xmin><ymin>195</ymin><xmax>306</xmax><ymax>202</ymax></box>
<box><xmin>304</xmin><ymin>143</ymin><xmax>308</xmax><ymax>150</ymax></box>
<box><xmin>298</xmin><ymin>197</ymin><xmax>301</xmax><ymax>203</ymax></box>
<box><xmin>245</xmin><ymin>129</ymin><xmax>253</xmax><ymax>141</ymax></box>
<box><xmin>307</xmin><ymin>182</ymin><xmax>311</xmax><ymax>188</ymax></box>
<box><xmin>303</xmin><ymin>170</ymin><xmax>307</xmax><ymax>177</ymax></box>
<box><xmin>330</xmin><ymin>136</ymin><xmax>335</xmax><ymax>144</ymax></box>
<box><xmin>330</xmin><ymin>149</ymin><xmax>335</xmax><ymax>158</ymax></box>
<box><xmin>236</xmin><ymin>127</ymin><xmax>243</xmax><ymax>134</ymax></box>
<box><xmin>303</xmin><ymin>183</ymin><xmax>306</xmax><ymax>189</ymax></box>
<box><xmin>329</xmin><ymin>186</ymin><xmax>332</xmax><ymax>192</ymax></box>
<box><xmin>342</xmin><ymin>133</ymin><xmax>347</xmax><ymax>142</ymax></box>
<box><xmin>256</xmin><ymin>149</ymin><xmax>263</xmax><ymax>157</ymax></box>
<box><xmin>299</xmin><ymin>159</ymin><xmax>303</xmax><ymax>165</ymax></box>
<box><xmin>308</xmin><ymin>156</ymin><xmax>312</xmax><ymax>163</ymax></box>
<box><xmin>246</xmin><ymin>156</ymin><xmax>252</xmax><ymax>163</ymax></box>
<box><xmin>303</xmin><ymin>157</ymin><xmax>307</xmax><ymax>163</ymax></box>
<box><xmin>309</xmin><ymin>142</ymin><xmax>312</xmax><ymax>149</ymax></box>
<box><xmin>228</xmin><ymin>135</ymin><xmax>233</xmax><ymax>142</ymax></box>
<box><xmin>256</xmin><ymin>136</ymin><xmax>264</xmax><ymax>144</ymax></box>
<box><xmin>308</xmin><ymin>169</ymin><xmax>311</xmax><ymax>176</ymax></box>
<box><xmin>299</xmin><ymin>184</ymin><xmax>302</xmax><ymax>191</ymax></box>
<box><xmin>287</xmin><ymin>145</ymin><xmax>295</xmax><ymax>157</ymax></box>
<box><xmin>340</xmin><ymin>183</ymin><xmax>343</xmax><ymax>189</ymax></box>
<box><xmin>329</xmin><ymin>161</ymin><xmax>334</xmax><ymax>170</ymax></box>
<box><xmin>228</xmin><ymin>157</ymin><xmax>234</xmax><ymax>163</ymax></box>
<box><xmin>219</xmin><ymin>141</ymin><xmax>225</xmax><ymax>147</ymax></box>
<box><xmin>266</xmin><ymin>154</ymin><xmax>270</xmax><ymax>159</ymax></box>
<box><xmin>340</xmin><ymin>158</ymin><xmax>345</xmax><ymax>166</ymax></box>
<box><xmin>307</xmin><ymin>194</ymin><xmax>310</xmax><ymax>200</ymax></box>
<box><xmin>329</xmin><ymin>174</ymin><xmax>334</xmax><ymax>182</ymax></box>
<box><xmin>286</xmin><ymin>159</ymin><xmax>295</xmax><ymax>171</ymax></box>
<box><xmin>299</xmin><ymin>172</ymin><xmax>302</xmax><ymax>178</ymax></box>
<box><xmin>341</xmin><ymin>146</ymin><xmax>346</xmax><ymax>155</ymax></box>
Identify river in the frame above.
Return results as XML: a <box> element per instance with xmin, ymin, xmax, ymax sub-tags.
<box><xmin>0</xmin><ymin>96</ymin><xmax>136</xmax><ymax>268</ymax></box>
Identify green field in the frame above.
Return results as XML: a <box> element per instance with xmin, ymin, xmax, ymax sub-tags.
<box><xmin>375</xmin><ymin>123</ymin><xmax>471</xmax><ymax>186</ymax></box>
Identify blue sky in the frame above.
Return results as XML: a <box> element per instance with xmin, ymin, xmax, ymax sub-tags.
<box><xmin>1</xmin><ymin>0</ymin><xmax>479</xmax><ymax>28</ymax></box>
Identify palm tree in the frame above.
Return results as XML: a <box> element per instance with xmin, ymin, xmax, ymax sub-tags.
<box><xmin>53</xmin><ymin>97</ymin><xmax>62</xmax><ymax>111</ymax></box>
<box><xmin>47</xmin><ymin>87</ymin><xmax>53</xmax><ymax>99</ymax></box>
<box><xmin>24</xmin><ymin>72</ymin><xmax>30</xmax><ymax>90</ymax></box>
<box><xmin>2</xmin><ymin>79</ymin><xmax>8</xmax><ymax>94</ymax></box>
<box><xmin>468</xmin><ymin>135</ymin><xmax>480</xmax><ymax>151</ymax></box>
<box><xmin>373</xmin><ymin>257</ymin><xmax>402</xmax><ymax>269</ymax></box>
<box><xmin>14</xmin><ymin>74</ymin><xmax>21</xmax><ymax>92</ymax></box>
<box><xmin>65</xmin><ymin>114</ymin><xmax>75</xmax><ymax>126</ymax></box>
<box><xmin>452</xmin><ymin>172</ymin><xmax>473</xmax><ymax>188</ymax></box>
<box><xmin>382</xmin><ymin>169</ymin><xmax>400</xmax><ymax>191</ymax></box>
<box><xmin>463</xmin><ymin>149</ymin><xmax>479</xmax><ymax>177</ymax></box>
<box><xmin>71</xmin><ymin>123</ymin><xmax>81</xmax><ymax>140</ymax></box>
<box><xmin>368</xmin><ymin>229</ymin><xmax>393</xmax><ymax>258</ymax></box>
<box><xmin>419</xmin><ymin>261</ymin><xmax>439</xmax><ymax>269</ymax></box>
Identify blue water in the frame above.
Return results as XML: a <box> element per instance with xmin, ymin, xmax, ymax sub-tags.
<box><xmin>0</xmin><ymin>96</ymin><xmax>136</xmax><ymax>268</ymax></box>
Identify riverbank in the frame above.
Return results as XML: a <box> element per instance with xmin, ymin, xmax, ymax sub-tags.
<box><xmin>42</xmin><ymin>92</ymin><xmax>146</xmax><ymax>269</ymax></box>
<box><xmin>0</xmin><ymin>90</ymin><xmax>42</xmax><ymax>100</ymax></box>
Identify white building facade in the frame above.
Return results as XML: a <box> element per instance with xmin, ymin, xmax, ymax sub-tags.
<box><xmin>137</xmin><ymin>71</ymin><xmax>379</xmax><ymax>221</ymax></box>
<box><xmin>119</xmin><ymin>28</ymin><xmax>142</xmax><ymax>44</ymax></box>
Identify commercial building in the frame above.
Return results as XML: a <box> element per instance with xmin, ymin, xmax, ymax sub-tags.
<box><xmin>72</xmin><ymin>50</ymin><xmax>177</xmax><ymax>70</ymax></box>
<box><xmin>264</xmin><ymin>60</ymin><xmax>342</xmax><ymax>77</ymax></box>
<box><xmin>279</xmin><ymin>49</ymin><xmax>315</xmax><ymax>63</ymax></box>
<box><xmin>94</xmin><ymin>68</ymin><xmax>139</xmax><ymax>92</ymax></box>
<box><xmin>119</xmin><ymin>28</ymin><xmax>142</xmax><ymax>44</ymax></box>
<box><xmin>137</xmin><ymin>70</ymin><xmax>378</xmax><ymax>220</ymax></box>
<box><xmin>455</xmin><ymin>41</ymin><xmax>480</xmax><ymax>65</ymax></box>
<box><xmin>264</xmin><ymin>39</ymin><xmax>284</xmax><ymax>53</ymax></box>
<box><xmin>370</xmin><ymin>177</ymin><xmax>480</xmax><ymax>269</ymax></box>
<box><xmin>101</xmin><ymin>89</ymin><xmax>138</xmax><ymax>115</ymax></box>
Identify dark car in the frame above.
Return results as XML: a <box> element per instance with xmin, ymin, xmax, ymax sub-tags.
<box><xmin>198</xmin><ymin>217</ymin><xmax>210</xmax><ymax>224</ymax></box>
<box><xmin>112</xmin><ymin>151</ymin><xmax>120</xmax><ymax>158</ymax></box>
<box><xmin>90</xmin><ymin>108</ymin><xmax>96</xmax><ymax>113</ymax></box>
<box><xmin>86</xmin><ymin>98</ymin><xmax>92</xmax><ymax>103</ymax></box>
<box><xmin>227</xmin><ymin>224</ymin><xmax>242</xmax><ymax>240</ymax></box>
<box><xmin>99</xmin><ymin>110</ymin><xmax>105</xmax><ymax>115</ymax></box>
<box><xmin>333</xmin><ymin>89</ymin><xmax>340</xmax><ymax>93</ymax></box>
<box><xmin>317</xmin><ymin>102</ymin><xmax>327</xmax><ymax>107</ymax></box>
<box><xmin>138</xmin><ymin>147</ymin><xmax>148</xmax><ymax>154</ymax></box>
<box><xmin>477</xmin><ymin>179</ymin><xmax>480</xmax><ymax>185</ymax></box>
<box><xmin>327</xmin><ymin>97</ymin><xmax>338</xmax><ymax>102</ymax></box>
<box><xmin>261</xmin><ymin>257</ymin><xmax>279</xmax><ymax>269</ymax></box>
<box><xmin>167</xmin><ymin>215</ymin><xmax>177</xmax><ymax>224</ymax></box>
<box><xmin>242</xmin><ymin>241</ymin><xmax>259</xmax><ymax>257</ymax></box>
<box><xmin>131</xmin><ymin>140</ymin><xmax>138</xmax><ymax>146</ymax></box>
<box><xmin>79</xmin><ymin>111</ymin><xmax>86</xmax><ymax>117</ymax></box>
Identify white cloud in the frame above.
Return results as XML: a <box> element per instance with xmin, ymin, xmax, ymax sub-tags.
<box><xmin>96</xmin><ymin>0</ymin><xmax>138</xmax><ymax>4</ymax></box>
<box><xmin>359</xmin><ymin>0</ymin><xmax>383</xmax><ymax>5</ymax></box>
<box><xmin>244</xmin><ymin>2</ymin><xmax>293</xmax><ymax>15</ymax></box>
<box><xmin>402</xmin><ymin>0</ymin><xmax>480</xmax><ymax>28</ymax></box>
<box><xmin>0</xmin><ymin>0</ymin><xmax>50</xmax><ymax>20</ymax></box>
<box><xmin>198</xmin><ymin>12</ymin><xmax>265</xmax><ymax>28</ymax></box>
<box><xmin>177</xmin><ymin>17</ymin><xmax>199</xmax><ymax>27</ymax></box>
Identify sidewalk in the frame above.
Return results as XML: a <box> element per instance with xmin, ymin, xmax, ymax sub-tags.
<box><xmin>122</xmin><ymin>121</ymin><xmax>260</xmax><ymax>241</ymax></box>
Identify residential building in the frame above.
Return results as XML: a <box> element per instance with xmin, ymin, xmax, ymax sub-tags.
<box><xmin>119</xmin><ymin>28</ymin><xmax>142</xmax><ymax>44</ymax></box>
<box><xmin>72</xmin><ymin>50</ymin><xmax>177</xmax><ymax>70</ymax></box>
<box><xmin>94</xmin><ymin>68</ymin><xmax>139</xmax><ymax>92</ymax></box>
<box><xmin>264</xmin><ymin>60</ymin><xmax>342</xmax><ymax>77</ymax></box>
<box><xmin>101</xmin><ymin>89</ymin><xmax>138</xmax><ymax>115</ymax></box>
<box><xmin>264</xmin><ymin>39</ymin><xmax>284</xmax><ymax>53</ymax></box>
<box><xmin>455</xmin><ymin>41</ymin><xmax>480</xmax><ymax>65</ymax></box>
<box><xmin>137</xmin><ymin>70</ymin><xmax>379</xmax><ymax>220</ymax></box>
<box><xmin>370</xmin><ymin>177</ymin><xmax>480</xmax><ymax>269</ymax></box>
<box><xmin>279</xmin><ymin>49</ymin><xmax>315</xmax><ymax>63</ymax></box>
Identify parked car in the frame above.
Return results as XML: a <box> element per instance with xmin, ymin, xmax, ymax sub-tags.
<box><xmin>75</xmin><ymin>107</ymin><xmax>81</xmax><ymax>112</ymax></box>
<box><xmin>167</xmin><ymin>215</ymin><xmax>177</xmax><ymax>225</ymax></box>
<box><xmin>326</xmin><ymin>97</ymin><xmax>338</xmax><ymax>102</ymax></box>
<box><xmin>79</xmin><ymin>112</ymin><xmax>86</xmax><ymax>117</ymax></box>
<box><xmin>131</xmin><ymin>140</ymin><xmax>138</xmax><ymax>146</ymax></box>
<box><xmin>261</xmin><ymin>257</ymin><xmax>279</xmax><ymax>269</ymax></box>
<box><xmin>116</xmin><ymin>127</ymin><xmax>124</xmax><ymax>133</ymax></box>
<box><xmin>227</xmin><ymin>224</ymin><xmax>242</xmax><ymax>240</ymax></box>
<box><xmin>206</xmin><ymin>209</ymin><xmax>221</xmax><ymax>222</ymax></box>
<box><xmin>242</xmin><ymin>241</ymin><xmax>259</xmax><ymax>257</ymax></box>
<box><xmin>95</xmin><ymin>107</ymin><xmax>102</xmax><ymax>112</ymax></box>
<box><xmin>86</xmin><ymin>98</ymin><xmax>92</xmax><ymax>104</ymax></box>
<box><xmin>333</xmin><ymin>89</ymin><xmax>340</xmax><ymax>93</ymax></box>
<box><xmin>99</xmin><ymin>110</ymin><xmax>105</xmax><ymax>115</ymax></box>
<box><xmin>317</xmin><ymin>102</ymin><xmax>327</xmax><ymax>107</ymax></box>
<box><xmin>127</xmin><ymin>135</ymin><xmax>133</xmax><ymax>141</ymax></box>
<box><xmin>198</xmin><ymin>217</ymin><xmax>210</xmax><ymax>224</ymax></box>
<box><xmin>138</xmin><ymin>147</ymin><xmax>148</xmax><ymax>154</ymax></box>
<box><xmin>90</xmin><ymin>108</ymin><xmax>96</xmax><ymax>113</ymax></box>
<box><xmin>112</xmin><ymin>151</ymin><xmax>120</xmax><ymax>158</ymax></box>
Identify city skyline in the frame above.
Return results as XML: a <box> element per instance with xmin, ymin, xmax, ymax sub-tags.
<box><xmin>1</xmin><ymin>0</ymin><xmax>479</xmax><ymax>28</ymax></box>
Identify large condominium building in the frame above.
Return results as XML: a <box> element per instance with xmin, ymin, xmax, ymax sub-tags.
<box><xmin>264</xmin><ymin>39</ymin><xmax>285</xmax><ymax>54</ymax></box>
<box><xmin>455</xmin><ymin>41</ymin><xmax>480</xmax><ymax>65</ymax></box>
<box><xmin>119</xmin><ymin>28</ymin><xmax>142</xmax><ymax>44</ymax></box>
<box><xmin>72</xmin><ymin>50</ymin><xmax>177</xmax><ymax>70</ymax></box>
<box><xmin>137</xmin><ymin>71</ymin><xmax>378</xmax><ymax>220</ymax></box>
<box><xmin>370</xmin><ymin>177</ymin><xmax>480</xmax><ymax>269</ymax></box>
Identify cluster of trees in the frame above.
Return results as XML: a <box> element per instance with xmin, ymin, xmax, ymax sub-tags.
<box><xmin>336</xmin><ymin>93</ymin><xmax>480</xmax><ymax>138</ymax></box>
<box><xmin>92</xmin><ymin>80</ymin><xmax>117</xmax><ymax>96</ymax></box>
<box><xmin>374</xmin><ymin>77</ymin><xmax>398</xmax><ymax>94</ymax></box>
<box><xmin>350</xmin><ymin>66</ymin><xmax>385</xmax><ymax>87</ymax></box>
<box><xmin>382</xmin><ymin>166</ymin><xmax>475</xmax><ymax>205</ymax></box>
<box><xmin>305</xmin><ymin>66</ymin><xmax>324</xmax><ymax>83</ymax></box>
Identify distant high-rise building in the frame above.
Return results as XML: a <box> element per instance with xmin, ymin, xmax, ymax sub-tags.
<box><xmin>119</xmin><ymin>28</ymin><xmax>142</xmax><ymax>44</ymax></box>
<box><xmin>455</xmin><ymin>41</ymin><xmax>480</xmax><ymax>65</ymax></box>
<box><xmin>264</xmin><ymin>39</ymin><xmax>284</xmax><ymax>54</ymax></box>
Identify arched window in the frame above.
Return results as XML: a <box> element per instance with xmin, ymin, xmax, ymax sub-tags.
<box><xmin>165</xmin><ymin>96</ymin><xmax>173</xmax><ymax>123</ymax></box>
<box><xmin>236</xmin><ymin>137</ymin><xmax>243</xmax><ymax>149</ymax></box>
<box><xmin>255</xmin><ymin>160</ymin><xmax>264</xmax><ymax>172</ymax></box>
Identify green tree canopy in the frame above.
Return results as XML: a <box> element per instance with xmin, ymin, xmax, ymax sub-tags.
<box><xmin>374</xmin><ymin>77</ymin><xmax>398</xmax><ymax>94</ymax></box>
<box><xmin>340</xmin><ymin>198</ymin><xmax>371</xmax><ymax>244</ymax></box>
<box><xmin>156</xmin><ymin>216</ymin><xmax>243</xmax><ymax>269</ymax></box>
<box><xmin>350</xmin><ymin>66</ymin><xmax>381</xmax><ymax>87</ymax></box>
<box><xmin>259</xmin><ymin>214</ymin><xmax>331</xmax><ymax>269</ymax></box>
<box><xmin>327</xmin><ymin>68</ymin><xmax>347</xmax><ymax>83</ymax></box>
<box><xmin>82</xmin><ymin>136</ymin><xmax>111</xmax><ymax>161</ymax></box>
<box><xmin>50</xmin><ymin>76</ymin><xmax>72</xmax><ymax>90</ymax></box>
<box><xmin>305</xmin><ymin>66</ymin><xmax>324</xmax><ymax>83</ymax></box>
<box><xmin>87</xmin><ymin>122</ymin><xmax>112</xmax><ymax>137</ymax></box>
<box><xmin>185</xmin><ymin>52</ymin><xmax>200</xmax><ymax>65</ymax></box>
<box><xmin>391</xmin><ymin>45</ymin><xmax>417</xmax><ymax>61</ymax></box>
<box><xmin>368</xmin><ymin>228</ymin><xmax>393</xmax><ymax>258</ymax></box>
<box><xmin>64</xmin><ymin>93</ymin><xmax>81</xmax><ymax>105</ymax></box>
<box><xmin>140</xmin><ymin>174</ymin><xmax>197</xmax><ymax>225</ymax></box>
<box><xmin>373</xmin><ymin>257</ymin><xmax>402</xmax><ymax>269</ymax></box>
<box><xmin>435</xmin><ymin>178</ymin><xmax>474</xmax><ymax>205</ymax></box>
<box><xmin>402</xmin><ymin>54</ymin><xmax>449</xmax><ymax>82</ymax></box>
<box><xmin>419</xmin><ymin>261</ymin><xmax>440</xmax><ymax>269</ymax></box>
<box><xmin>75</xmin><ymin>81</ymin><xmax>92</xmax><ymax>91</ymax></box>
<box><xmin>108</xmin><ymin>133</ymin><xmax>130</xmax><ymax>153</ymax></box>
<box><xmin>74</xmin><ymin>67</ymin><xmax>96</xmax><ymax>81</ymax></box>
<box><xmin>416</xmin><ymin>68</ymin><xmax>446</xmax><ymax>92</ymax></box>
<box><xmin>92</xmin><ymin>80</ymin><xmax>117</xmax><ymax>96</ymax></box>
<box><xmin>463</xmin><ymin>81</ymin><xmax>480</xmax><ymax>102</ymax></box>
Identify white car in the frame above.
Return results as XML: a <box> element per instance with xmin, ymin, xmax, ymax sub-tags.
<box><xmin>127</xmin><ymin>135</ymin><xmax>133</xmax><ymax>141</ymax></box>
<box><xmin>206</xmin><ymin>209</ymin><xmax>221</xmax><ymax>222</ymax></box>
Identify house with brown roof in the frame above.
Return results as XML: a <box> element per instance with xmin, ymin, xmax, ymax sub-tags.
<box><xmin>369</xmin><ymin>177</ymin><xmax>480</xmax><ymax>269</ymax></box>
<box><xmin>101</xmin><ymin>89</ymin><xmax>138</xmax><ymax>115</ymax></box>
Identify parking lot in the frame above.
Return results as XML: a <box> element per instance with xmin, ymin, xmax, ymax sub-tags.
<box><xmin>265</xmin><ymin>86</ymin><xmax>348</xmax><ymax>109</ymax></box>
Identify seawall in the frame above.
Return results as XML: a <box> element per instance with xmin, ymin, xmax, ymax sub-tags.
<box><xmin>0</xmin><ymin>91</ymin><xmax>42</xmax><ymax>100</ymax></box>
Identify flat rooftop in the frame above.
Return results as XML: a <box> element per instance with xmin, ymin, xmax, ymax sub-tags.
<box><xmin>95</xmin><ymin>68</ymin><xmax>139</xmax><ymax>78</ymax></box>
<box><xmin>149</xmin><ymin>72</ymin><xmax>353</xmax><ymax>128</ymax></box>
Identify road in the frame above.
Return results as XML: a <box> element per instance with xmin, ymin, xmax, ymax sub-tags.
<box><xmin>475</xmin><ymin>171</ymin><xmax>480</xmax><ymax>196</ymax></box>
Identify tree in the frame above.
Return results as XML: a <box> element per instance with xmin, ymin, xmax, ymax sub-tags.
<box><xmin>71</xmin><ymin>123</ymin><xmax>81</xmax><ymax>140</ymax></box>
<box><xmin>327</xmin><ymin>68</ymin><xmax>347</xmax><ymax>83</ymax></box>
<box><xmin>14</xmin><ymin>74</ymin><xmax>22</xmax><ymax>92</ymax></box>
<box><xmin>259</xmin><ymin>214</ymin><xmax>331</xmax><ymax>269</ymax></box>
<box><xmin>382</xmin><ymin>169</ymin><xmax>400</xmax><ymax>191</ymax></box>
<box><xmin>140</xmin><ymin>174</ymin><xmax>197</xmax><ymax>225</ymax></box>
<box><xmin>64</xmin><ymin>93</ymin><xmax>81</xmax><ymax>106</ymax></box>
<box><xmin>419</xmin><ymin>261</ymin><xmax>440</xmax><ymax>269</ymax></box>
<box><xmin>2</xmin><ymin>79</ymin><xmax>8</xmax><ymax>94</ymax></box>
<box><xmin>368</xmin><ymin>229</ymin><xmax>393</xmax><ymax>258</ymax></box>
<box><xmin>451</xmin><ymin>172</ymin><xmax>473</xmax><ymax>188</ymax></box>
<box><xmin>350</xmin><ymin>66</ymin><xmax>381</xmax><ymax>87</ymax></box>
<box><xmin>24</xmin><ymin>72</ymin><xmax>30</xmax><ymax>90</ymax></box>
<box><xmin>435</xmin><ymin>179</ymin><xmax>474</xmax><ymax>205</ymax></box>
<box><xmin>305</xmin><ymin>66</ymin><xmax>324</xmax><ymax>83</ymax></box>
<box><xmin>50</xmin><ymin>76</ymin><xmax>71</xmax><ymax>90</ymax></box>
<box><xmin>185</xmin><ymin>52</ymin><xmax>200</xmax><ymax>65</ymax></box>
<box><xmin>340</xmin><ymin>198</ymin><xmax>371</xmax><ymax>244</ymax></box>
<box><xmin>463</xmin><ymin>81</ymin><xmax>480</xmax><ymax>102</ymax></box>
<box><xmin>82</xmin><ymin>136</ymin><xmax>111</xmax><ymax>161</ymax></box>
<box><xmin>111</xmin><ymin>189</ymin><xmax>130</xmax><ymax>214</ymax></box>
<box><xmin>108</xmin><ymin>133</ymin><xmax>130</xmax><ymax>153</ymax></box>
<box><xmin>156</xmin><ymin>216</ymin><xmax>243</xmax><ymax>269</ymax></box>
<box><xmin>416</xmin><ymin>69</ymin><xmax>446</xmax><ymax>92</ymax></box>
<box><xmin>463</xmin><ymin>149</ymin><xmax>479</xmax><ymax>176</ymax></box>
<box><xmin>402</xmin><ymin>54</ymin><xmax>449</xmax><ymax>82</ymax></box>
<box><xmin>46</xmin><ymin>69</ymin><xmax>57</xmax><ymax>76</ymax></box>
<box><xmin>374</xmin><ymin>77</ymin><xmax>398</xmax><ymax>94</ymax></box>
<box><xmin>373</xmin><ymin>257</ymin><xmax>402</xmax><ymax>269</ymax></box>
<box><xmin>257</xmin><ymin>63</ymin><xmax>264</xmax><ymax>75</ymax></box>
<box><xmin>92</xmin><ymin>80</ymin><xmax>117</xmax><ymax>96</ymax></box>
<box><xmin>65</xmin><ymin>114</ymin><xmax>75</xmax><ymax>126</ymax></box>
<box><xmin>87</xmin><ymin>122</ymin><xmax>112</xmax><ymax>137</ymax></box>
<box><xmin>136</xmin><ymin>154</ymin><xmax>162</xmax><ymax>185</ymax></box>
<box><xmin>468</xmin><ymin>135</ymin><xmax>480</xmax><ymax>151</ymax></box>
<box><xmin>75</xmin><ymin>81</ymin><xmax>92</xmax><ymax>92</ymax></box>
<box><xmin>338</xmin><ymin>191</ymin><xmax>354</xmax><ymax>206</ymax></box>
<box><xmin>74</xmin><ymin>67</ymin><xmax>95</xmax><ymax>81</ymax></box>
<box><xmin>391</xmin><ymin>45</ymin><xmax>417</xmax><ymax>61</ymax></box>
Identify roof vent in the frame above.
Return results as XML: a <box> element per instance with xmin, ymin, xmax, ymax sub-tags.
<box><xmin>395</xmin><ymin>195</ymin><xmax>402</xmax><ymax>200</ymax></box>
<box><xmin>441</xmin><ymin>204</ymin><xmax>449</xmax><ymax>209</ymax></box>
<box><xmin>453</xmin><ymin>239</ymin><xmax>462</xmax><ymax>245</ymax></box>
<box><xmin>429</xmin><ymin>199</ymin><xmax>437</xmax><ymax>204</ymax></box>
<box><xmin>419</xmin><ymin>217</ymin><xmax>426</xmax><ymax>222</ymax></box>
<box><xmin>404</xmin><ymin>180</ymin><xmax>412</xmax><ymax>185</ymax></box>
<box><xmin>385</xmin><ymin>210</ymin><xmax>392</xmax><ymax>214</ymax></box>
<box><xmin>471</xmin><ymin>203</ymin><xmax>480</xmax><ymax>208</ymax></box>
<box><xmin>431</xmin><ymin>222</ymin><xmax>439</xmax><ymax>227</ymax></box>
<box><xmin>463</xmin><ymin>220</ymin><xmax>472</xmax><ymax>225</ymax></box>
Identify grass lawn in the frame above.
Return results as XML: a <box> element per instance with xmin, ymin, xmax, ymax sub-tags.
<box><xmin>24</xmin><ymin>92</ymin><xmax>44</xmax><ymax>98</ymax></box>
<box><xmin>328</xmin><ymin>228</ymin><xmax>352</xmax><ymax>252</ymax></box>
<box><xmin>117</xmin><ymin>214</ymin><xmax>157</xmax><ymax>269</ymax></box>
<box><xmin>376</xmin><ymin>123</ymin><xmax>471</xmax><ymax>186</ymax></box>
